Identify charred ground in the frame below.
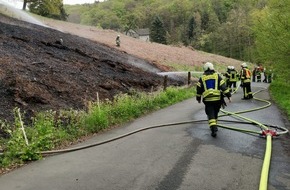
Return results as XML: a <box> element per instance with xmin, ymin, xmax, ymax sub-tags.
<box><xmin>0</xmin><ymin>14</ymin><xmax>183</xmax><ymax>126</ymax></box>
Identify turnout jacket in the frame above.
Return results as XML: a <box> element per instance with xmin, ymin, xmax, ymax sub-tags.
<box><xmin>229</xmin><ymin>69</ymin><xmax>239</xmax><ymax>82</ymax></box>
<box><xmin>240</xmin><ymin>68</ymin><xmax>251</xmax><ymax>83</ymax></box>
<box><xmin>196</xmin><ymin>70</ymin><xmax>231</xmax><ymax>102</ymax></box>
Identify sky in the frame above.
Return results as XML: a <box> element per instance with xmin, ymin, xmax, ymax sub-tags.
<box><xmin>0</xmin><ymin>0</ymin><xmax>100</xmax><ymax>7</ymax></box>
<box><xmin>63</xmin><ymin>0</ymin><xmax>101</xmax><ymax>5</ymax></box>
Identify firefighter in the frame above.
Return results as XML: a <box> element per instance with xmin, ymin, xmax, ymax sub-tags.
<box><xmin>240</xmin><ymin>62</ymin><xmax>253</xmax><ymax>100</ymax></box>
<box><xmin>196</xmin><ymin>62</ymin><xmax>232</xmax><ymax>137</ymax></box>
<box><xmin>263</xmin><ymin>67</ymin><xmax>268</xmax><ymax>83</ymax></box>
<box><xmin>228</xmin><ymin>66</ymin><xmax>239</xmax><ymax>93</ymax></box>
<box><xmin>256</xmin><ymin>67</ymin><xmax>262</xmax><ymax>82</ymax></box>
<box><xmin>252</xmin><ymin>67</ymin><xmax>257</xmax><ymax>82</ymax></box>
<box><xmin>116</xmin><ymin>35</ymin><xmax>120</xmax><ymax>47</ymax></box>
<box><xmin>267</xmin><ymin>69</ymin><xmax>273</xmax><ymax>83</ymax></box>
<box><xmin>224</xmin><ymin>66</ymin><xmax>231</xmax><ymax>87</ymax></box>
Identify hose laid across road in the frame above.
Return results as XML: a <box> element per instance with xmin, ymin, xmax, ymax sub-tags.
<box><xmin>219</xmin><ymin>86</ymin><xmax>286</xmax><ymax>190</ymax></box>
<box><xmin>0</xmin><ymin>85</ymin><xmax>288</xmax><ymax>190</ymax></box>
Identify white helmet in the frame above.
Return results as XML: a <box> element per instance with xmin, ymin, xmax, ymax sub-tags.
<box><xmin>203</xmin><ymin>62</ymin><xmax>214</xmax><ymax>71</ymax></box>
<box><xmin>241</xmin><ymin>62</ymin><xmax>247</xmax><ymax>68</ymax></box>
<box><xmin>231</xmin><ymin>66</ymin><xmax>235</xmax><ymax>69</ymax></box>
<box><xmin>227</xmin><ymin>66</ymin><xmax>231</xmax><ymax>69</ymax></box>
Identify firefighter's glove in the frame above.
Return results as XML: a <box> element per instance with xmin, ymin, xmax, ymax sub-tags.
<box><xmin>221</xmin><ymin>102</ymin><xmax>226</xmax><ymax>109</ymax></box>
<box><xmin>220</xmin><ymin>98</ymin><xmax>226</xmax><ymax>109</ymax></box>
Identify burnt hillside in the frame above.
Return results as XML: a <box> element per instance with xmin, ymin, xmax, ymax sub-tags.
<box><xmin>0</xmin><ymin>14</ymin><xmax>182</xmax><ymax>122</ymax></box>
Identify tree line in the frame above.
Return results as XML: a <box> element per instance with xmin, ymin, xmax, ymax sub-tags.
<box><xmin>23</xmin><ymin>0</ymin><xmax>289</xmax><ymax>79</ymax></box>
<box><xmin>65</xmin><ymin>0</ymin><xmax>254</xmax><ymax>60</ymax></box>
<box><xmin>63</xmin><ymin>0</ymin><xmax>288</xmax><ymax>67</ymax></box>
<box><xmin>22</xmin><ymin>0</ymin><xmax>68</xmax><ymax>20</ymax></box>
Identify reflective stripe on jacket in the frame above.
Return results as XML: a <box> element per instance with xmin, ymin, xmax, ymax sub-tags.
<box><xmin>201</xmin><ymin>73</ymin><xmax>221</xmax><ymax>101</ymax></box>
<box><xmin>229</xmin><ymin>70</ymin><xmax>238</xmax><ymax>82</ymax></box>
<box><xmin>240</xmin><ymin>68</ymin><xmax>251</xmax><ymax>83</ymax></box>
<box><xmin>196</xmin><ymin>72</ymin><xmax>230</xmax><ymax>102</ymax></box>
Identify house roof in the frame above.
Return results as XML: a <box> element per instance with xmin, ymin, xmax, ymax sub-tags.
<box><xmin>136</xmin><ymin>28</ymin><xmax>150</xmax><ymax>36</ymax></box>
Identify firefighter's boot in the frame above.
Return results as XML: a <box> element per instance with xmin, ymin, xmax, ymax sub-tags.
<box><xmin>210</xmin><ymin>125</ymin><xmax>218</xmax><ymax>137</ymax></box>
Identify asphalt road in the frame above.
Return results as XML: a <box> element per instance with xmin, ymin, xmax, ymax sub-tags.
<box><xmin>0</xmin><ymin>82</ymin><xmax>289</xmax><ymax>190</ymax></box>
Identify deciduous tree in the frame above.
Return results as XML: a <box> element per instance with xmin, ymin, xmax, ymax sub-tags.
<box><xmin>28</xmin><ymin>0</ymin><xmax>68</xmax><ymax>20</ymax></box>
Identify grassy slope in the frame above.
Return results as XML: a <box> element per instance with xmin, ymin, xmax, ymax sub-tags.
<box><xmin>35</xmin><ymin>16</ymin><xmax>245</xmax><ymax>72</ymax></box>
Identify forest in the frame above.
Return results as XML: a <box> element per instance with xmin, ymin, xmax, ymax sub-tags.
<box><xmin>62</xmin><ymin>0</ymin><xmax>287</xmax><ymax>66</ymax></box>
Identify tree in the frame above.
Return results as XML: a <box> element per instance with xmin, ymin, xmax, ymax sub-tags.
<box><xmin>187</xmin><ymin>17</ymin><xmax>196</xmax><ymax>41</ymax></box>
<box><xmin>28</xmin><ymin>0</ymin><xmax>68</xmax><ymax>20</ymax></box>
<box><xmin>251</xmin><ymin>0</ymin><xmax>290</xmax><ymax>75</ymax></box>
<box><xmin>150</xmin><ymin>16</ymin><xmax>167</xmax><ymax>44</ymax></box>
<box><xmin>256</xmin><ymin>0</ymin><xmax>289</xmax><ymax>62</ymax></box>
<box><xmin>201</xmin><ymin>11</ymin><xmax>209</xmax><ymax>31</ymax></box>
<box><xmin>22</xmin><ymin>0</ymin><xmax>31</xmax><ymax>10</ymax></box>
<box><xmin>122</xmin><ymin>13</ymin><xmax>139</xmax><ymax>35</ymax></box>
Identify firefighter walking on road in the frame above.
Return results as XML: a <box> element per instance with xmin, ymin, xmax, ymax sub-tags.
<box><xmin>256</xmin><ymin>67</ymin><xmax>262</xmax><ymax>82</ymax></box>
<box><xmin>224</xmin><ymin>66</ymin><xmax>231</xmax><ymax>87</ymax></box>
<box><xmin>240</xmin><ymin>62</ymin><xmax>253</xmax><ymax>100</ymax></box>
<box><xmin>228</xmin><ymin>66</ymin><xmax>239</xmax><ymax>93</ymax></box>
<box><xmin>196</xmin><ymin>62</ymin><xmax>232</xmax><ymax>137</ymax></box>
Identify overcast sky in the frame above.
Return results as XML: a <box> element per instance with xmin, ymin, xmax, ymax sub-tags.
<box><xmin>63</xmin><ymin>0</ymin><xmax>101</xmax><ymax>5</ymax></box>
<box><xmin>0</xmin><ymin>0</ymin><xmax>101</xmax><ymax>9</ymax></box>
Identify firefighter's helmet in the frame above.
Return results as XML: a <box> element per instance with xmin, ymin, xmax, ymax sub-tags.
<box><xmin>241</xmin><ymin>62</ymin><xmax>247</xmax><ymax>68</ymax></box>
<box><xmin>203</xmin><ymin>62</ymin><xmax>214</xmax><ymax>71</ymax></box>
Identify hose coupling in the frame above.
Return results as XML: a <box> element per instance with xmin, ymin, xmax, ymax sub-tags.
<box><xmin>261</xmin><ymin>129</ymin><xmax>278</xmax><ymax>137</ymax></box>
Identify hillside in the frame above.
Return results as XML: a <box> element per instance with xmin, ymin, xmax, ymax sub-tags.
<box><xmin>39</xmin><ymin>17</ymin><xmax>244</xmax><ymax>70</ymax></box>
<box><xmin>0</xmin><ymin>11</ymin><xmax>245</xmax><ymax>124</ymax></box>
<box><xmin>0</xmin><ymin>13</ymin><xmax>183</xmax><ymax>124</ymax></box>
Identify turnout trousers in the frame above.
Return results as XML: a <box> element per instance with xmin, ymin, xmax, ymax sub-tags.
<box><xmin>242</xmin><ymin>82</ymin><xmax>253</xmax><ymax>99</ymax></box>
<box><xmin>204</xmin><ymin>100</ymin><xmax>221</xmax><ymax>128</ymax></box>
<box><xmin>228</xmin><ymin>81</ymin><xmax>237</xmax><ymax>92</ymax></box>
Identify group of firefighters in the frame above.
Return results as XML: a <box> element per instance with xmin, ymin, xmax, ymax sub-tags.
<box><xmin>252</xmin><ymin>66</ymin><xmax>274</xmax><ymax>83</ymax></box>
<box><xmin>114</xmin><ymin>34</ymin><xmax>270</xmax><ymax>138</ymax></box>
<box><xmin>196</xmin><ymin>62</ymin><xmax>273</xmax><ymax>137</ymax></box>
<box><xmin>223</xmin><ymin>63</ymin><xmax>253</xmax><ymax>100</ymax></box>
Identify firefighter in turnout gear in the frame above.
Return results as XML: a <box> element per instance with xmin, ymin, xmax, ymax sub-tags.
<box><xmin>252</xmin><ymin>67</ymin><xmax>257</xmax><ymax>82</ymax></box>
<box><xmin>240</xmin><ymin>62</ymin><xmax>253</xmax><ymax>99</ymax></box>
<box><xmin>224</xmin><ymin>66</ymin><xmax>231</xmax><ymax>87</ymax></box>
<box><xmin>267</xmin><ymin>69</ymin><xmax>273</xmax><ymax>83</ymax></box>
<box><xmin>227</xmin><ymin>66</ymin><xmax>239</xmax><ymax>93</ymax></box>
<box><xmin>196</xmin><ymin>62</ymin><xmax>232</xmax><ymax>137</ymax></box>
<box><xmin>116</xmin><ymin>35</ymin><xmax>120</xmax><ymax>47</ymax></box>
<box><xmin>256</xmin><ymin>67</ymin><xmax>262</xmax><ymax>82</ymax></box>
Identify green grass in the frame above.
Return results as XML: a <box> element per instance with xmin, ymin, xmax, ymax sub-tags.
<box><xmin>269</xmin><ymin>73</ymin><xmax>290</xmax><ymax>119</ymax></box>
<box><xmin>165</xmin><ymin>62</ymin><xmax>202</xmax><ymax>72</ymax></box>
<box><xmin>0</xmin><ymin>86</ymin><xmax>196</xmax><ymax>168</ymax></box>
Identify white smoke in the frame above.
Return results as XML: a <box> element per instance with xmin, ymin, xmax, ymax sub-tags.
<box><xmin>0</xmin><ymin>0</ymin><xmax>47</xmax><ymax>26</ymax></box>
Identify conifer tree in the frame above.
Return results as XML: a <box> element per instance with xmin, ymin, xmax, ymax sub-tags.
<box><xmin>150</xmin><ymin>16</ymin><xmax>167</xmax><ymax>45</ymax></box>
